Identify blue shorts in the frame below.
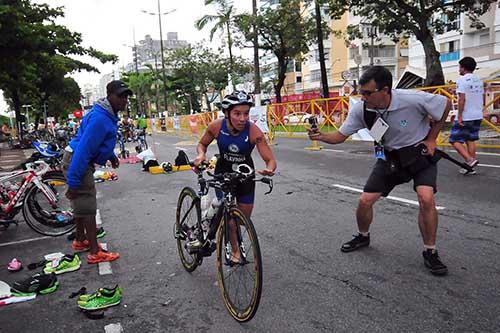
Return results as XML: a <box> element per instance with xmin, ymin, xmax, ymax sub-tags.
<box><xmin>449</xmin><ymin>119</ymin><xmax>482</xmax><ymax>143</ymax></box>
<box><xmin>215</xmin><ymin>179</ymin><xmax>255</xmax><ymax>204</ymax></box>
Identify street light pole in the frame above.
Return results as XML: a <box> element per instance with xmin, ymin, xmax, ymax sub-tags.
<box><xmin>157</xmin><ymin>0</ymin><xmax>168</xmax><ymax>117</ymax></box>
<box><xmin>142</xmin><ymin>5</ymin><xmax>176</xmax><ymax>118</ymax></box>
<box><xmin>123</xmin><ymin>41</ymin><xmax>141</xmax><ymax>117</ymax></box>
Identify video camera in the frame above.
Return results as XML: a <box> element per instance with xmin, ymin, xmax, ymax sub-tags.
<box><xmin>308</xmin><ymin>116</ymin><xmax>318</xmax><ymax>129</ymax></box>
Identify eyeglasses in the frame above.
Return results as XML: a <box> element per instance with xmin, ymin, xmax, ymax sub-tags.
<box><xmin>359</xmin><ymin>88</ymin><xmax>383</xmax><ymax>97</ymax></box>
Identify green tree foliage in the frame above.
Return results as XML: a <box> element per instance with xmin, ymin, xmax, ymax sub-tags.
<box><xmin>165</xmin><ymin>44</ymin><xmax>251</xmax><ymax>114</ymax></box>
<box><xmin>236</xmin><ymin>0</ymin><xmax>317</xmax><ymax>102</ymax></box>
<box><xmin>121</xmin><ymin>71</ymin><xmax>155</xmax><ymax>116</ymax></box>
<box><xmin>0</xmin><ymin>0</ymin><xmax>116</xmax><ymax>133</ymax></box>
<box><xmin>46</xmin><ymin>77</ymin><xmax>81</xmax><ymax>121</ymax></box>
<box><xmin>195</xmin><ymin>0</ymin><xmax>238</xmax><ymax>88</ymax></box>
<box><xmin>325</xmin><ymin>0</ymin><xmax>497</xmax><ymax>86</ymax></box>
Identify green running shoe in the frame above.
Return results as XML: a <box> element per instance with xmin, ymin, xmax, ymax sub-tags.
<box><xmin>43</xmin><ymin>254</ymin><xmax>81</xmax><ymax>275</ymax></box>
<box><xmin>78</xmin><ymin>285</ymin><xmax>116</xmax><ymax>302</ymax></box>
<box><xmin>78</xmin><ymin>285</ymin><xmax>122</xmax><ymax>311</ymax></box>
<box><xmin>96</xmin><ymin>227</ymin><xmax>106</xmax><ymax>239</ymax></box>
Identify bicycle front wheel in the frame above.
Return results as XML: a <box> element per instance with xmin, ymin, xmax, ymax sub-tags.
<box><xmin>175</xmin><ymin>187</ymin><xmax>201</xmax><ymax>272</ymax></box>
<box><xmin>216</xmin><ymin>208</ymin><xmax>263</xmax><ymax>322</ymax></box>
<box><xmin>22</xmin><ymin>173</ymin><xmax>75</xmax><ymax>236</ymax></box>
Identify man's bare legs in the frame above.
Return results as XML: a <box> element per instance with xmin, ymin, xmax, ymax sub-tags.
<box><xmin>466</xmin><ymin>141</ymin><xmax>477</xmax><ymax>161</ymax></box>
<box><xmin>83</xmin><ymin>216</ymin><xmax>99</xmax><ymax>254</ymax></box>
<box><xmin>452</xmin><ymin>142</ymin><xmax>473</xmax><ymax>162</ymax></box>
<box><xmin>356</xmin><ymin>192</ymin><xmax>383</xmax><ymax>233</ymax></box>
<box><xmin>415</xmin><ymin>186</ymin><xmax>438</xmax><ymax>247</ymax></box>
<box><xmin>74</xmin><ymin>217</ymin><xmax>86</xmax><ymax>242</ymax></box>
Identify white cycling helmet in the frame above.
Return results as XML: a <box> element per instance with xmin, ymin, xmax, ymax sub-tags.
<box><xmin>221</xmin><ymin>90</ymin><xmax>253</xmax><ymax>112</ymax></box>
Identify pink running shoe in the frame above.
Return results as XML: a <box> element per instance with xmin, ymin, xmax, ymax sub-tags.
<box><xmin>7</xmin><ymin>258</ymin><xmax>22</xmax><ymax>272</ymax></box>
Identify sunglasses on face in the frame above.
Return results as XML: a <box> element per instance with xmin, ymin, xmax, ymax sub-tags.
<box><xmin>359</xmin><ymin>87</ymin><xmax>385</xmax><ymax>97</ymax></box>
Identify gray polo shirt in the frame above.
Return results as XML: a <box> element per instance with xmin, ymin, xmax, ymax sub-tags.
<box><xmin>339</xmin><ymin>89</ymin><xmax>448</xmax><ymax>151</ymax></box>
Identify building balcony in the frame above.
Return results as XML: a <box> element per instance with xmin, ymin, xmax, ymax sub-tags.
<box><xmin>440</xmin><ymin>51</ymin><xmax>460</xmax><ymax>62</ymax></box>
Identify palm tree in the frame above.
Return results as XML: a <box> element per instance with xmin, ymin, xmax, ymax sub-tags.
<box><xmin>195</xmin><ymin>0</ymin><xmax>236</xmax><ymax>89</ymax></box>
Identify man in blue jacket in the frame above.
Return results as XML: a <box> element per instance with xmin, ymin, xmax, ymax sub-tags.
<box><xmin>62</xmin><ymin>80</ymin><xmax>132</xmax><ymax>264</ymax></box>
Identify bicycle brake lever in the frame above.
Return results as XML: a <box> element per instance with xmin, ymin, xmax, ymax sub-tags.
<box><xmin>261</xmin><ymin>177</ymin><xmax>273</xmax><ymax>195</ymax></box>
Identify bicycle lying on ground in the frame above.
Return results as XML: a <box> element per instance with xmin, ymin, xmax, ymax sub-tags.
<box><xmin>0</xmin><ymin>161</ymin><xmax>74</xmax><ymax>236</ymax></box>
<box><xmin>174</xmin><ymin>161</ymin><xmax>273</xmax><ymax>322</ymax></box>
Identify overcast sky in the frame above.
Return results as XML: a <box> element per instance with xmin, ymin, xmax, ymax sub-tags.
<box><xmin>0</xmin><ymin>0</ymin><xmax>253</xmax><ymax>115</ymax></box>
<box><xmin>41</xmin><ymin>0</ymin><xmax>251</xmax><ymax>86</ymax></box>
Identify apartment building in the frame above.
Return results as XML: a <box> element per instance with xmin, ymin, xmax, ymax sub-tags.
<box><xmin>260</xmin><ymin>1</ymin><xmax>408</xmax><ymax>99</ymax></box>
<box><xmin>408</xmin><ymin>3</ymin><xmax>500</xmax><ymax>82</ymax></box>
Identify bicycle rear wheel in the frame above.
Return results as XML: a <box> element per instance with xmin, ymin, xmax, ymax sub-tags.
<box><xmin>216</xmin><ymin>208</ymin><xmax>263</xmax><ymax>322</ymax></box>
<box><xmin>22</xmin><ymin>172</ymin><xmax>75</xmax><ymax>236</ymax></box>
<box><xmin>175</xmin><ymin>187</ymin><xmax>201</xmax><ymax>272</ymax></box>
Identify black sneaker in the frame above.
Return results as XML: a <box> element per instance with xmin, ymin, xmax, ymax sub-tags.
<box><xmin>422</xmin><ymin>249</ymin><xmax>448</xmax><ymax>276</ymax></box>
<box><xmin>11</xmin><ymin>273</ymin><xmax>59</xmax><ymax>296</ymax></box>
<box><xmin>341</xmin><ymin>233</ymin><xmax>370</xmax><ymax>252</ymax></box>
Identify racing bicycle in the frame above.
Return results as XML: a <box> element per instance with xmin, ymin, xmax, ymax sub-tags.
<box><xmin>174</xmin><ymin>162</ymin><xmax>273</xmax><ymax>322</ymax></box>
<box><xmin>0</xmin><ymin>161</ymin><xmax>74</xmax><ymax>236</ymax></box>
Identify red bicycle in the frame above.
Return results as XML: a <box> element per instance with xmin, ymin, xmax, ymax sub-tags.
<box><xmin>0</xmin><ymin>161</ymin><xmax>74</xmax><ymax>236</ymax></box>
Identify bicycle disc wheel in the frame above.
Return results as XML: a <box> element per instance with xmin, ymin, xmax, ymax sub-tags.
<box><xmin>216</xmin><ymin>208</ymin><xmax>263</xmax><ymax>322</ymax></box>
<box><xmin>175</xmin><ymin>187</ymin><xmax>201</xmax><ymax>272</ymax></box>
<box><xmin>22</xmin><ymin>173</ymin><xmax>75</xmax><ymax>236</ymax></box>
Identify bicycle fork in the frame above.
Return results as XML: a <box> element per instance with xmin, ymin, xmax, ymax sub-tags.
<box><xmin>32</xmin><ymin>177</ymin><xmax>59</xmax><ymax>208</ymax></box>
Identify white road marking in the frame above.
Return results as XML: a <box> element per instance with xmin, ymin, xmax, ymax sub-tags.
<box><xmin>447</xmin><ymin>150</ymin><xmax>500</xmax><ymax>157</ymax></box>
<box><xmin>478</xmin><ymin>163</ymin><xmax>500</xmax><ymax>168</ymax></box>
<box><xmin>0</xmin><ymin>236</ymin><xmax>51</xmax><ymax>248</ymax></box>
<box><xmin>322</xmin><ymin>148</ymin><xmax>346</xmax><ymax>153</ymax></box>
<box><xmin>332</xmin><ymin>184</ymin><xmax>446</xmax><ymax>210</ymax></box>
<box><xmin>96</xmin><ymin>209</ymin><xmax>102</xmax><ymax>226</ymax></box>
<box><xmin>104</xmin><ymin>323</ymin><xmax>124</xmax><ymax>333</ymax></box>
<box><xmin>98</xmin><ymin>243</ymin><xmax>113</xmax><ymax>275</ymax></box>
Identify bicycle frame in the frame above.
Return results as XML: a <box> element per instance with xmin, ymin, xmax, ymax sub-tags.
<box><xmin>0</xmin><ymin>162</ymin><xmax>58</xmax><ymax>216</ymax></box>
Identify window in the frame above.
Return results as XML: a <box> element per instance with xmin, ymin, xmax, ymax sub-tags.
<box><xmin>372</xmin><ymin>45</ymin><xmax>395</xmax><ymax>58</ymax></box>
<box><xmin>363</xmin><ymin>45</ymin><xmax>395</xmax><ymax>58</ymax></box>
<box><xmin>310</xmin><ymin>70</ymin><xmax>322</xmax><ymax>82</ymax></box>
<box><xmin>349</xmin><ymin>46</ymin><xmax>359</xmax><ymax>59</ymax></box>
<box><xmin>296</xmin><ymin>76</ymin><xmax>302</xmax><ymax>83</ymax></box>
<box><xmin>440</xmin><ymin>40</ymin><xmax>460</xmax><ymax>53</ymax></box>
<box><xmin>361</xmin><ymin>25</ymin><xmax>377</xmax><ymax>37</ymax></box>
<box><xmin>479</xmin><ymin>33</ymin><xmax>489</xmax><ymax>46</ymax></box>
<box><xmin>311</xmin><ymin>48</ymin><xmax>330</xmax><ymax>62</ymax></box>
<box><xmin>295</xmin><ymin>61</ymin><xmax>302</xmax><ymax>72</ymax></box>
<box><xmin>442</xmin><ymin>13</ymin><xmax>460</xmax><ymax>32</ymax></box>
<box><xmin>439</xmin><ymin>40</ymin><xmax>460</xmax><ymax>61</ymax></box>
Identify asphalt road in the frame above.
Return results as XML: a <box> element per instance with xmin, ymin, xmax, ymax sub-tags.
<box><xmin>0</xmin><ymin>133</ymin><xmax>499</xmax><ymax>332</ymax></box>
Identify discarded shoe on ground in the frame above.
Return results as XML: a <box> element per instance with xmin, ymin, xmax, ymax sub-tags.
<box><xmin>7</xmin><ymin>258</ymin><xmax>22</xmax><ymax>272</ymax></box>
<box><xmin>11</xmin><ymin>273</ymin><xmax>59</xmax><ymax>296</ymax></box>
<box><xmin>78</xmin><ymin>285</ymin><xmax>123</xmax><ymax>311</ymax></box>
<box><xmin>43</xmin><ymin>254</ymin><xmax>81</xmax><ymax>275</ymax></box>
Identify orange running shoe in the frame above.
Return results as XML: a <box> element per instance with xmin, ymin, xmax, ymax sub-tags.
<box><xmin>72</xmin><ymin>240</ymin><xmax>103</xmax><ymax>252</ymax></box>
<box><xmin>87</xmin><ymin>250</ymin><xmax>120</xmax><ymax>264</ymax></box>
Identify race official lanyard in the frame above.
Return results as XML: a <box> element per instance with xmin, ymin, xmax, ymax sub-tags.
<box><xmin>364</xmin><ymin>103</ymin><xmax>390</xmax><ymax>145</ymax></box>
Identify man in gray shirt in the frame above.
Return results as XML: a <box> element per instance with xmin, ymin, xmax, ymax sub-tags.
<box><xmin>308</xmin><ymin>66</ymin><xmax>451</xmax><ymax>276</ymax></box>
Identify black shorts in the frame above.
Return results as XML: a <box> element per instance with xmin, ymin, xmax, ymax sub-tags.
<box><xmin>363</xmin><ymin>159</ymin><xmax>437</xmax><ymax>197</ymax></box>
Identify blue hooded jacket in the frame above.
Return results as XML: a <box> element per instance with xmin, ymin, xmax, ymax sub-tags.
<box><xmin>66</xmin><ymin>98</ymin><xmax>119</xmax><ymax>189</ymax></box>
